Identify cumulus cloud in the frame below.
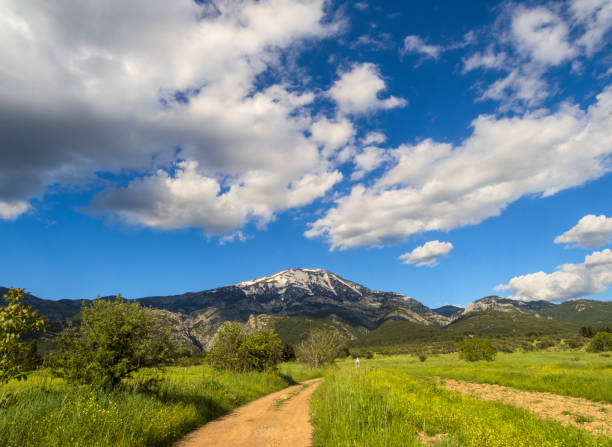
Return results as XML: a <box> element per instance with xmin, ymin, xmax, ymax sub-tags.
<box><xmin>0</xmin><ymin>200</ymin><xmax>30</xmax><ymax>220</ymax></box>
<box><xmin>310</xmin><ymin>117</ymin><xmax>355</xmax><ymax>158</ymax></box>
<box><xmin>362</xmin><ymin>132</ymin><xmax>387</xmax><ymax>145</ymax></box>
<box><xmin>496</xmin><ymin>249</ymin><xmax>612</xmax><ymax>301</ymax></box>
<box><xmin>401</xmin><ymin>35</ymin><xmax>442</xmax><ymax>59</ymax></box>
<box><xmin>328</xmin><ymin>63</ymin><xmax>406</xmax><ymax>115</ymax></box>
<box><xmin>306</xmin><ymin>85</ymin><xmax>612</xmax><ymax>249</ymax></box>
<box><xmin>555</xmin><ymin>214</ymin><xmax>612</xmax><ymax>248</ymax></box>
<box><xmin>93</xmin><ymin>160</ymin><xmax>342</xmax><ymax>235</ymax></box>
<box><xmin>399</xmin><ymin>240</ymin><xmax>453</xmax><ymax>267</ymax></box>
<box><xmin>0</xmin><ymin>0</ymin><xmax>346</xmax><ymax>232</ymax></box>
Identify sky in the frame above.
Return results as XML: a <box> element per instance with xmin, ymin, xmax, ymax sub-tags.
<box><xmin>1</xmin><ymin>0</ymin><xmax>612</xmax><ymax>307</ymax></box>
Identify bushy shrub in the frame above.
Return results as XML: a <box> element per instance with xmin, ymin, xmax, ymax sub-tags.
<box><xmin>297</xmin><ymin>329</ymin><xmax>341</xmax><ymax>367</ymax></box>
<box><xmin>0</xmin><ymin>288</ymin><xmax>47</xmax><ymax>383</ymax></box>
<box><xmin>586</xmin><ymin>331</ymin><xmax>612</xmax><ymax>353</ymax></box>
<box><xmin>208</xmin><ymin>322</ymin><xmax>283</xmax><ymax>372</ymax></box>
<box><xmin>580</xmin><ymin>326</ymin><xmax>596</xmax><ymax>338</ymax></box>
<box><xmin>281</xmin><ymin>343</ymin><xmax>296</xmax><ymax>362</ymax></box>
<box><xmin>52</xmin><ymin>296</ymin><xmax>181</xmax><ymax>388</ymax></box>
<box><xmin>458</xmin><ymin>338</ymin><xmax>497</xmax><ymax>362</ymax></box>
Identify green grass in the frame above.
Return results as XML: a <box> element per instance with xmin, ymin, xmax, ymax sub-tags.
<box><xmin>0</xmin><ymin>362</ymin><xmax>321</xmax><ymax>447</ymax></box>
<box><xmin>366</xmin><ymin>351</ymin><xmax>612</xmax><ymax>403</ymax></box>
<box><xmin>311</xmin><ymin>365</ymin><xmax>610</xmax><ymax>446</ymax></box>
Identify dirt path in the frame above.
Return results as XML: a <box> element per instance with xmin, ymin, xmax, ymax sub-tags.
<box><xmin>174</xmin><ymin>378</ymin><xmax>322</xmax><ymax>447</ymax></box>
<box><xmin>441</xmin><ymin>378</ymin><xmax>611</xmax><ymax>437</ymax></box>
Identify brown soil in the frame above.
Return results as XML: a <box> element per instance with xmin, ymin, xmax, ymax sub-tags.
<box><xmin>174</xmin><ymin>378</ymin><xmax>322</xmax><ymax>447</ymax></box>
<box><xmin>442</xmin><ymin>378</ymin><xmax>611</xmax><ymax>437</ymax></box>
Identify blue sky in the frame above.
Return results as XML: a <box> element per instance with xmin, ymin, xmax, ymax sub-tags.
<box><xmin>1</xmin><ymin>0</ymin><xmax>612</xmax><ymax>307</ymax></box>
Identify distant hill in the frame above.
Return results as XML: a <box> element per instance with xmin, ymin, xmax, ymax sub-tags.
<box><xmin>433</xmin><ymin>305</ymin><xmax>463</xmax><ymax>318</ymax></box>
<box><xmin>2</xmin><ymin>272</ymin><xmax>611</xmax><ymax>351</ymax></box>
<box><xmin>541</xmin><ymin>299</ymin><xmax>612</xmax><ymax>327</ymax></box>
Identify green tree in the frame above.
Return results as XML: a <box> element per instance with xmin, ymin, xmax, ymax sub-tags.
<box><xmin>458</xmin><ymin>338</ymin><xmax>497</xmax><ymax>362</ymax></box>
<box><xmin>586</xmin><ymin>331</ymin><xmax>612</xmax><ymax>353</ymax></box>
<box><xmin>580</xmin><ymin>326</ymin><xmax>596</xmax><ymax>338</ymax></box>
<box><xmin>208</xmin><ymin>322</ymin><xmax>283</xmax><ymax>372</ymax></box>
<box><xmin>296</xmin><ymin>329</ymin><xmax>341</xmax><ymax>367</ymax></box>
<box><xmin>0</xmin><ymin>288</ymin><xmax>47</xmax><ymax>383</ymax></box>
<box><xmin>52</xmin><ymin>296</ymin><xmax>180</xmax><ymax>388</ymax></box>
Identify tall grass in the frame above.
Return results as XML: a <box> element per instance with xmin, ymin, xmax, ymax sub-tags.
<box><xmin>0</xmin><ymin>363</ymin><xmax>316</xmax><ymax>447</ymax></box>
<box><xmin>366</xmin><ymin>351</ymin><xmax>612</xmax><ymax>402</ymax></box>
<box><xmin>311</xmin><ymin>367</ymin><xmax>609</xmax><ymax>446</ymax></box>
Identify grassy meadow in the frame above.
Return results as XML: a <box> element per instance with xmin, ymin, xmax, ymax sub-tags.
<box><xmin>0</xmin><ymin>362</ymin><xmax>319</xmax><ymax>447</ymax></box>
<box><xmin>311</xmin><ymin>351</ymin><xmax>612</xmax><ymax>446</ymax></box>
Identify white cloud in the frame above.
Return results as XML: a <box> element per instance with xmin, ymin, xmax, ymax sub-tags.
<box><xmin>571</xmin><ymin>0</ymin><xmax>612</xmax><ymax>55</ymax></box>
<box><xmin>0</xmin><ymin>200</ymin><xmax>29</xmax><ymax>220</ymax></box>
<box><xmin>328</xmin><ymin>63</ymin><xmax>406</xmax><ymax>115</ymax></box>
<box><xmin>310</xmin><ymin>117</ymin><xmax>355</xmax><ymax>158</ymax></box>
<box><xmin>496</xmin><ymin>249</ymin><xmax>612</xmax><ymax>301</ymax></box>
<box><xmin>306</xmin><ymin>85</ymin><xmax>612</xmax><ymax>249</ymax></box>
<box><xmin>351</xmin><ymin>146</ymin><xmax>388</xmax><ymax>180</ymax></box>
<box><xmin>0</xmin><ymin>0</ymin><xmax>345</xmax><ymax>231</ymax></box>
<box><xmin>463</xmin><ymin>2</ymin><xmax>611</xmax><ymax>109</ymax></box>
<box><xmin>555</xmin><ymin>214</ymin><xmax>612</xmax><ymax>248</ymax></box>
<box><xmin>511</xmin><ymin>7</ymin><xmax>576</xmax><ymax>65</ymax></box>
<box><xmin>362</xmin><ymin>132</ymin><xmax>387</xmax><ymax>145</ymax></box>
<box><xmin>463</xmin><ymin>49</ymin><xmax>507</xmax><ymax>72</ymax></box>
<box><xmin>399</xmin><ymin>240</ymin><xmax>453</xmax><ymax>267</ymax></box>
<box><xmin>401</xmin><ymin>35</ymin><xmax>442</xmax><ymax>59</ymax></box>
<box><xmin>94</xmin><ymin>160</ymin><xmax>342</xmax><ymax>235</ymax></box>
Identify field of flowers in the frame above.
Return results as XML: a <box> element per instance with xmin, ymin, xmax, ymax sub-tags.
<box><xmin>311</xmin><ymin>362</ymin><xmax>610</xmax><ymax>446</ymax></box>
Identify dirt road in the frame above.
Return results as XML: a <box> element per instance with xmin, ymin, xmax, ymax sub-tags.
<box><xmin>175</xmin><ymin>378</ymin><xmax>322</xmax><ymax>447</ymax></box>
<box><xmin>442</xmin><ymin>378</ymin><xmax>611</xmax><ymax>437</ymax></box>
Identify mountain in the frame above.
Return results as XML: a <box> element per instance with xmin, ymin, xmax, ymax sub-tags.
<box><xmin>541</xmin><ymin>299</ymin><xmax>612</xmax><ymax>326</ymax></box>
<box><xmin>3</xmin><ymin>272</ymin><xmax>611</xmax><ymax>352</ymax></box>
<box><xmin>137</xmin><ymin>269</ymin><xmax>448</xmax><ymax>330</ymax></box>
<box><xmin>433</xmin><ymin>305</ymin><xmax>464</xmax><ymax>318</ymax></box>
<box><xmin>457</xmin><ymin>296</ymin><xmax>556</xmax><ymax>318</ymax></box>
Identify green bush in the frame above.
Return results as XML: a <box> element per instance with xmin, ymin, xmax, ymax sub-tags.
<box><xmin>51</xmin><ymin>296</ymin><xmax>181</xmax><ymax>388</ymax></box>
<box><xmin>0</xmin><ymin>288</ymin><xmax>47</xmax><ymax>384</ymax></box>
<box><xmin>458</xmin><ymin>338</ymin><xmax>497</xmax><ymax>362</ymax></box>
<box><xmin>586</xmin><ymin>332</ymin><xmax>612</xmax><ymax>353</ymax></box>
<box><xmin>208</xmin><ymin>322</ymin><xmax>283</xmax><ymax>372</ymax></box>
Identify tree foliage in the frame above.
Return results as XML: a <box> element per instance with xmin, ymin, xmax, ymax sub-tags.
<box><xmin>0</xmin><ymin>288</ymin><xmax>47</xmax><ymax>383</ymax></box>
<box><xmin>296</xmin><ymin>329</ymin><xmax>341</xmax><ymax>367</ymax></box>
<box><xmin>458</xmin><ymin>338</ymin><xmax>497</xmax><ymax>362</ymax></box>
<box><xmin>586</xmin><ymin>331</ymin><xmax>612</xmax><ymax>353</ymax></box>
<box><xmin>52</xmin><ymin>296</ymin><xmax>181</xmax><ymax>388</ymax></box>
<box><xmin>208</xmin><ymin>322</ymin><xmax>283</xmax><ymax>372</ymax></box>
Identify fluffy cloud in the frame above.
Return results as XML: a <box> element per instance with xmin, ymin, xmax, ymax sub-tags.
<box><xmin>555</xmin><ymin>214</ymin><xmax>612</xmax><ymax>248</ymax></box>
<box><xmin>511</xmin><ymin>7</ymin><xmax>575</xmax><ymax>65</ymax></box>
<box><xmin>328</xmin><ymin>63</ymin><xmax>406</xmax><ymax>115</ymax></box>
<box><xmin>401</xmin><ymin>35</ymin><xmax>442</xmax><ymax>59</ymax></box>
<box><xmin>0</xmin><ymin>200</ymin><xmax>30</xmax><ymax>221</ymax></box>
<box><xmin>306</xmin><ymin>85</ymin><xmax>612</xmax><ymax>249</ymax></box>
<box><xmin>310</xmin><ymin>117</ymin><xmax>355</xmax><ymax>158</ymax></box>
<box><xmin>399</xmin><ymin>240</ymin><xmax>453</xmax><ymax>267</ymax></box>
<box><xmin>496</xmin><ymin>249</ymin><xmax>612</xmax><ymax>301</ymax></box>
<box><xmin>0</xmin><ymin>0</ymin><xmax>342</xmax><ymax>230</ymax></box>
<box><xmin>93</xmin><ymin>160</ymin><xmax>342</xmax><ymax>234</ymax></box>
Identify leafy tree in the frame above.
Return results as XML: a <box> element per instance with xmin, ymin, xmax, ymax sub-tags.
<box><xmin>52</xmin><ymin>296</ymin><xmax>181</xmax><ymax>388</ymax></box>
<box><xmin>586</xmin><ymin>331</ymin><xmax>612</xmax><ymax>353</ymax></box>
<box><xmin>0</xmin><ymin>288</ymin><xmax>47</xmax><ymax>383</ymax></box>
<box><xmin>580</xmin><ymin>326</ymin><xmax>596</xmax><ymax>338</ymax></box>
<box><xmin>296</xmin><ymin>329</ymin><xmax>341</xmax><ymax>367</ymax></box>
<box><xmin>281</xmin><ymin>343</ymin><xmax>296</xmax><ymax>362</ymax></box>
<box><xmin>208</xmin><ymin>322</ymin><xmax>283</xmax><ymax>372</ymax></box>
<box><xmin>458</xmin><ymin>338</ymin><xmax>497</xmax><ymax>362</ymax></box>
